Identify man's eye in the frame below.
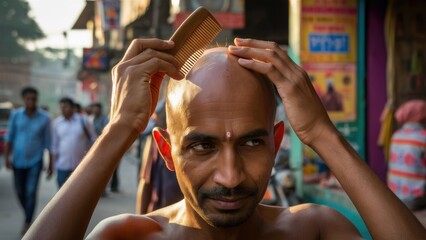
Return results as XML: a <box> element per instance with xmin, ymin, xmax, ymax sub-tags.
<box><xmin>191</xmin><ymin>142</ymin><xmax>216</xmax><ymax>151</ymax></box>
<box><xmin>244</xmin><ymin>139</ymin><xmax>263</xmax><ymax>147</ymax></box>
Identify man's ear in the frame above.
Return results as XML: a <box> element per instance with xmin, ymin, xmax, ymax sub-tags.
<box><xmin>152</xmin><ymin>127</ymin><xmax>175</xmax><ymax>171</ymax></box>
<box><xmin>273</xmin><ymin>121</ymin><xmax>285</xmax><ymax>156</ymax></box>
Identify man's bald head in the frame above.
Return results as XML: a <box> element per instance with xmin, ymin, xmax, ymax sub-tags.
<box><xmin>166</xmin><ymin>47</ymin><xmax>277</xmax><ymax>135</ymax></box>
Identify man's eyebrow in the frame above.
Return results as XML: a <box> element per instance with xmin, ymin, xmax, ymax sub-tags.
<box><xmin>239</xmin><ymin>129</ymin><xmax>269</xmax><ymax>140</ymax></box>
<box><xmin>182</xmin><ymin>132</ymin><xmax>217</xmax><ymax>143</ymax></box>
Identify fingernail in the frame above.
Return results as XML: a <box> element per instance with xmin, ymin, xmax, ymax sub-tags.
<box><xmin>238</xmin><ymin>58</ymin><xmax>251</xmax><ymax>64</ymax></box>
<box><xmin>167</xmin><ymin>40</ymin><xmax>174</xmax><ymax>45</ymax></box>
<box><xmin>228</xmin><ymin>45</ymin><xmax>239</xmax><ymax>51</ymax></box>
<box><xmin>235</xmin><ymin>38</ymin><xmax>245</xmax><ymax>45</ymax></box>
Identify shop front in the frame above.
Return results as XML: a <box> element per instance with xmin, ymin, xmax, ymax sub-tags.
<box><xmin>289</xmin><ymin>0</ymin><xmax>426</xmax><ymax>237</ymax></box>
<box><xmin>288</xmin><ymin>0</ymin><xmax>370</xmax><ymax>238</ymax></box>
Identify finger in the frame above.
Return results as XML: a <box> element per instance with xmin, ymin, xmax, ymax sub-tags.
<box><xmin>237</xmin><ymin>58</ymin><xmax>289</xmax><ymax>88</ymax></box>
<box><xmin>229</xmin><ymin>45</ymin><xmax>297</xmax><ymax>82</ymax></box>
<box><xmin>147</xmin><ymin>58</ymin><xmax>183</xmax><ymax>81</ymax></box>
<box><xmin>228</xmin><ymin>45</ymin><xmax>300</xmax><ymax>78</ymax></box>
<box><xmin>121</xmin><ymin>48</ymin><xmax>181</xmax><ymax>72</ymax></box>
<box><xmin>121</xmin><ymin>39</ymin><xmax>175</xmax><ymax>63</ymax></box>
<box><xmin>234</xmin><ymin>38</ymin><xmax>280</xmax><ymax>50</ymax></box>
<box><xmin>125</xmin><ymin>58</ymin><xmax>183</xmax><ymax>81</ymax></box>
<box><xmin>232</xmin><ymin>38</ymin><xmax>300</xmax><ymax>73</ymax></box>
<box><xmin>234</xmin><ymin>38</ymin><xmax>289</xmax><ymax>59</ymax></box>
<box><xmin>237</xmin><ymin>57</ymin><xmax>315</xmax><ymax>96</ymax></box>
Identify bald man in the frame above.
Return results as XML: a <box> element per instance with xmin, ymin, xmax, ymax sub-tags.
<box><xmin>24</xmin><ymin>38</ymin><xmax>426</xmax><ymax>240</ymax></box>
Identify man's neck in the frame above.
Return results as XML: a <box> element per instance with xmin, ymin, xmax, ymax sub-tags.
<box><xmin>64</xmin><ymin>113</ymin><xmax>74</xmax><ymax>120</ymax></box>
<box><xmin>25</xmin><ymin>107</ymin><xmax>36</xmax><ymax>117</ymax></box>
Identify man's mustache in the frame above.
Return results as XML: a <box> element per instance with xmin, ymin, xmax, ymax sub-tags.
<box><xmin>199</xmin><ymin>186</ymin><xmax>258</xmax><ymax>199</ymax></box>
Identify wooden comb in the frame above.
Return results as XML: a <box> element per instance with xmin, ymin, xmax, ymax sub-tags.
<box><xmin>164</xmin><ymin>7</ymin><xmax>222</xmax><ymax>76</ymax></box>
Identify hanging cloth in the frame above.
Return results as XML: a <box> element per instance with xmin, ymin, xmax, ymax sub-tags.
<box><xmin>377</xmin><ymin>0</ymin><xmax>397</xmax><ymax>161</ymax></box>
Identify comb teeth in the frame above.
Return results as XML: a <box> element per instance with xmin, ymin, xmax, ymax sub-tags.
<box><xmin>163</xmin><ymin>7</ymin><xmax>222</xmax><ymax>76</ymax></box>
<box><xmin>174</xmin><ymin>16</ymin><xmax>222</xmax><ymax>76</ymax></box>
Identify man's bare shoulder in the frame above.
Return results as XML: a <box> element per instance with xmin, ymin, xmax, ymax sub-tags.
<box><xmin>86</xmin><ymin>213</ymin><xmax>163</xmax><ymax>240</ymax></box>
<box><xmin>257</xmin><ymin>203</ymin><xmax>362</xmax><ymax>239</ymax></box>
<box><xmin>86</xmin><ymin>202</ymin><xmax>182</xmax><ymax>240</ymax></box>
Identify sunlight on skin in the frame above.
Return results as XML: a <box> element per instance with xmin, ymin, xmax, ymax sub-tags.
<box><xmin>288</xmin><ymin>204</ymin><xmax>312</xmax><ymax>214</ymax></box>
<box><xmin>167</xmin><ymin>80</ymin><xmax>201</xmax><ymax>113</ymax></box>
<box><xmin>168</xmin><ymin>201</ymin><xmax>203</xmax><ymax>230</ymax></box>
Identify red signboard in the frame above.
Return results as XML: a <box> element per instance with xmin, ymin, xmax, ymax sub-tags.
<box><xmin>173</xmin><ymin>12</ymin><xmax>245</xmax><ymax>29</ymax></box>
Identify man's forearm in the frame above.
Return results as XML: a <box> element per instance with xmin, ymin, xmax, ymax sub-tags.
<box><xmin>310</xmin><ymin>128</ymin><xmax>426</xmax><ymax>239</ymax></box>
<box><xmin>24</xmin><ymin>121</ymin><xmax>140</xmax><ymax>240</ymax></box>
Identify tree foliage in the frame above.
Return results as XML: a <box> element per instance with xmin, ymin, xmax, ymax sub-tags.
<box><xmin>0</xmin><ymin>0</ymin><xmax>45</xmax><ymax>58</ymax></box>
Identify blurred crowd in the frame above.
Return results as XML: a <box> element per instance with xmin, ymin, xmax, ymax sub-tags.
<box><xmin>2</xmin><ymin>86</ymin><xmax>115</xmax><ymax>235</ymax></box>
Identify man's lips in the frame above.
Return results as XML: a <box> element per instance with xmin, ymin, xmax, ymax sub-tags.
<box><xmin>207</xmin><ymin>195</ymin><xmax>250</xmax><ymax>210</ymax></box>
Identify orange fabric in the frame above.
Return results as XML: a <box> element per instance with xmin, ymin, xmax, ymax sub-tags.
<box><xmin>263</xmin><ymin>186</ymin><xmax>274</xmax><ymax>201</ymax></box>
<box><xmin>391</xmin><ymin>138</ymin><xmax>426</xmax><ymax>148</ymax></box>
<box><xmin>388</xmin><ymin>169</ymin><xmax>426</xmax><ymax>180</ymax></box>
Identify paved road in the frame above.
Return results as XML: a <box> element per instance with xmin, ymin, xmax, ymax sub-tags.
<box><xmin>0</xmin><ymin>148</ymin><xmax>140</xmax><ymax>240</ymax></box>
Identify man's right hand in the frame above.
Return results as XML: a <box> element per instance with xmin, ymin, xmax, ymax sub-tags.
<box><xmin>109</xmin><ymin>39</ymin><xmax>184</xmax><ymax>133</ymax></box>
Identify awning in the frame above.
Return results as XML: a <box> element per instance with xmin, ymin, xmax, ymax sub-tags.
<box><xmin>72</xmin><ymin>0</ymin><xmax>95</xmax><ymax>30</ymax></box>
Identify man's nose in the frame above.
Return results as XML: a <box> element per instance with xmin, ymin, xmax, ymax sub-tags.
<box><xmin>212</xmin><ymin>147</ymin><xmax>246</xmax><ymax>189</ymax></box>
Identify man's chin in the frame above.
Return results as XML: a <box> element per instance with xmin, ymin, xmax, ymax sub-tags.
<box><xmin>204</xmin><ymin>210</ymin><xmax>252</xmax><ymax>228</ymax></box>
<box><xmin>209</xmin><ymin>218</ymin><xmax>246</xmax><ymax>228</ymax></box>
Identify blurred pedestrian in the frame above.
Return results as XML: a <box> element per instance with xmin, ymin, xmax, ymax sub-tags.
<box><xmin>73</xmin><ymin>102</ymin><xmax>84</xmax><ymax>115</ymax></box>
<box><xmin>89</xmin><ymin>102</ymin><xmax>117</xmax><ymax>193</ymax></box>
<box><xmin>51</xmin><ymin>97</ymin><xmax>96</xmax><ymax>188</ymax></box>
<box><xmin>136</xmin><ymin>100</ymin><xmax>183</xmax><ymax>214</ymax></box>
<box><xmin>136</xmin><ymin>112</ymin><xmax>156</xmax><ymax>178</ymax></box>
<box><xmin>4</xmin><ymin>86</ymin><xmax>52</xmax><ymax>235</ymax></box>
<box><xmin>89</xmin><ymin>102</ymin><xmax>108</xmax><ymax>140</ymax></box>
<box><xmin>387</xmin><ymin>99</ymin><xmax>426</xmax><ymax>210</ymax></box>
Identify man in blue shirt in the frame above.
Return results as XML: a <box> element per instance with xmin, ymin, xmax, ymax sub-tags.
<box><xmin>4</xmin><ymin>86</ymin><xmax>51</xmax><ymax>235</ymax></box>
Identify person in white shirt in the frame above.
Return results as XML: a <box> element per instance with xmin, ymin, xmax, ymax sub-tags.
<box><xmin>51</xmin><ymin>97</ymin><xmax>96</xmax><ymax>188</ymax></box>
